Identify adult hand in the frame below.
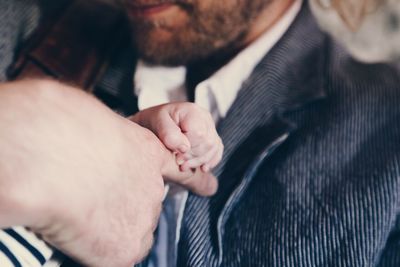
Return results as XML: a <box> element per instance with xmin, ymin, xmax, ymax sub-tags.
<box><xmin>0</xmin><ymin>80</ymin><xmax>216</xmax><ymax>266</ymax></box>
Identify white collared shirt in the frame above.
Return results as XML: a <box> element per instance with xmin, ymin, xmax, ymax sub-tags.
<box><xmin>134</xmin><ymin>1</ymin><xmax>302</xmax><ymax>266</ymax></box>
<box><xmin>135</xmin><ymin>0</ymin><xmax>302</xmax><ymax>123</ymax></box>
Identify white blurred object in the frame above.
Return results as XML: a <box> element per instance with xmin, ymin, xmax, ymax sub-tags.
<box><xmin>310</xmin><ymin>0</ymin><xmax>400</xmax><ymax>63</ymax></box>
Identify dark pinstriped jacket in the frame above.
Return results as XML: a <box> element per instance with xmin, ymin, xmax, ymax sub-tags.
<box><xmin>133</xmin><ymin>2</ymin><xmax>400</xmax><ymax>266</ymax></box>
<box><xmin>1</xmin><ymin>1</ymin><xmax>400</xmax><ymax>266</ymax></box>
<box><xmin>170</xmin><ymin>3</ymin><xmax>400</xmax><ymax>267</ymax></box>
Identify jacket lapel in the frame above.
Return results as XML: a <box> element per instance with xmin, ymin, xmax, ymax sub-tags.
<box><xmin>213</xmin><ymin>1</ymin><xmax>328</xmax><ymax>214</ymax></box>
<box><xmin>212</xmin><ymin>48</ymin><xmax>327</xmax><ymax>262</ymax></box>
<box><xmin>215</xmin><ymin>117</ymin><xmax>294</xmax><ymax>264</ymax></box>
<box><xmin>179</xmin><ymin>2</ymin><xmax>330</xmax><ymax>266</ymax></box>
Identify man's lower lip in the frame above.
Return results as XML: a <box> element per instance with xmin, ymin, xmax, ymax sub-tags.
<box><xmin>129</xmin><ymin>3</ymin><xmax>174</xmax><ymax>17</ymax></box>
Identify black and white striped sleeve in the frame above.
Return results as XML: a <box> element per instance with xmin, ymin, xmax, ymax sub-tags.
<box><xmin>0</xmin><ymin>227</ymin><xmax>56</xmax><ymax>267</ymax></box>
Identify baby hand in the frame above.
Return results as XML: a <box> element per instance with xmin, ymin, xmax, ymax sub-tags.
<box><xmin>131</xmin><ymin>102</ymin><xmax>223</xmax><ymax>172</ymax></box>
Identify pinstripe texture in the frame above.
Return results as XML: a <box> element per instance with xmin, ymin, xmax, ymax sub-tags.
<box><xmin>175</xmin><ymin>2</ymin><xmax>400</xmax><ymax>267</ymax></box>
<box><xmin>1</xmin><ymin>1</ymin><xmax>400</xmax><ymax>266</ymax></box>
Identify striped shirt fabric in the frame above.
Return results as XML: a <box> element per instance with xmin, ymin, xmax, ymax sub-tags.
<box><xmin>0</xmin><ymin>227</ymin><xmax>55</xmax><ymax>267</ymax></box>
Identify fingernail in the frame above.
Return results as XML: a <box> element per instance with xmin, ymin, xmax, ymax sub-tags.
<box><xmin>202</xmin><ymin>165</ymin><xmax>210</xmax><ymax>172</ymax></box>
<box><xmin>176</xmin><ymin>157</ymin><xmax>185</xmax><ymax>165</ymax></box>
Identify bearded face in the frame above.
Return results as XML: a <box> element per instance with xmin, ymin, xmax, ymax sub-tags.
<box><xmin>121</xmin><ymin>0</ymin><xmax>272</xmax><ymax>66</ymax></box>
<box><xmin>310</xmin><ymin>0</ymin><xmax>400</xmax><ymax>63</ymax></box>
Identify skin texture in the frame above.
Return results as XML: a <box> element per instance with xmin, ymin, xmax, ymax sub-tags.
<box><xmin>131</xmin><ymin>102</ymin><xmax>224</xmax><ymax>172</ymax></box>
<box><xmin>122</xmin><ymin>0</ymin><xmax>295</xmax><ymax>66</ymax></box>
<box><xmin>0</xmin><ymin>80</ymin><xmax>217</xmax><ymax>266</ymax></box>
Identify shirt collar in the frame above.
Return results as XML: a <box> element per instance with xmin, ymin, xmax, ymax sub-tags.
<box><xmin>196</xmin><ymin>0</ymin><xmax>302</xmax><ymax>118</ymax></box>
<box><xmin>134</xmin><ymin>63</ymin><xmax>187</xmax><ymax>110</ymax></box>
<box><xmin>134</xmin><ymin>0</ymin><xmax>302</xmax><ymax>118</ymax></box>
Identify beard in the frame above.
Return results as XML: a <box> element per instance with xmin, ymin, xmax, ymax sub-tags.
<box><xmin>124</xmin><ymin>0</ymin><xmax>272</xmax><ymax>66</ymax></box>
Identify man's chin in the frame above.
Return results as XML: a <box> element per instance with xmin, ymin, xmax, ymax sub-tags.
<box><xmin>138</xmin><ymin>54</ymin><xmax>188</xmax><ymax>67</ymax></box>
<box><xmin>134</xmin><ymin>41</ymin><xmax>193</xmax><ymax>66</ymax></box>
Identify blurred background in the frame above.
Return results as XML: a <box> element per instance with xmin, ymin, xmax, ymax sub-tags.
<box><xmin>0</xmin><ymin>0</ymin><xmax>399</xmax><ymax>82</ymax></box>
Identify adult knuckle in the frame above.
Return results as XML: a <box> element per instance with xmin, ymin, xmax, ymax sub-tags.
<box><xmin>27</xmin><ymin>80</ymin><xmax>84</xmax><ymax>107</ymax></box>
<box><xmin>30</xmin><ymin>80</ymin><xmax>62</xmax><ymax>98</ymax></box>
<box><xmin>123</xmin><ymin>226</ymin><xmax>150</xmax><ymax>262</ymax></box>
<box><xmin>160</xmin><ymin>131</ymin><xmax>179</xmax><ymax>146</ymax></box>
<box><xmin>29</xmin><ymin>79</ymin><xmax>56</xmax><ymax>90</ymax></box>
<box><xmin>133</xmin><ymin>233</ymin><xmax>154</xmax><ymax>264</ymax></box>
<box><xmin>125</xmin><ymin>241</ymin><xmax>143</xmax><ymax>266</ymax></box>
<box><xmin>142</xmin><ymin>129</ymin><xmax>163</xmax><ymax>153</ymax></box>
